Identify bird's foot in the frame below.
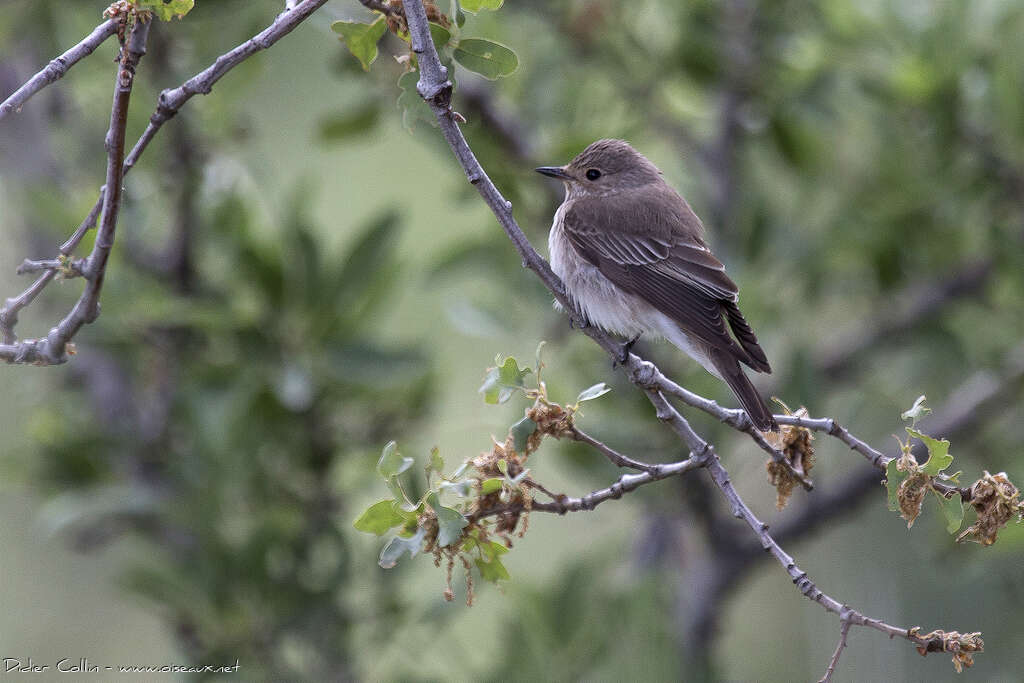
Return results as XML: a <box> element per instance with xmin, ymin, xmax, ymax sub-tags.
<box><xmin>613</xmin><ymin>333</ymin><xmax>641</xmax><ymax>368</ymax></box>
<box><xmin>569</xmin><ymin>312</ymin><xmax>591</xmax><ymax>329</ymax></box>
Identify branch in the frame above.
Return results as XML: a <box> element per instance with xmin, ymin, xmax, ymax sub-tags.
<box><xmin>567</xmin><ymin>425</ymin><xmax>663</xmax><ymax>474</ymax></box>
<box><xmin>819</xmin><ymin>611</ymin><xmax>852</xmax><ymax>683</ymax></box>
<box><xmin>359</xmin><ymin>0</ymin><xmax>398</xmax><ymax>15</ymax></box>
<box><xmin>0</xmin><ymin>19</ymin><xmax>151</xmax><ymax>364</ymax></box>
<box><xmin>472</xmin><ymin>453</ymin><xmax>704</xmax><ymax>519</ymax></box>
<box><xmin>123</xmin><ymin>0</ymin><xmax>330</xmax><ymax>178</ymax></box>
<box><xmin>811</xmin><ymin>257</ymin><xmax>994</xmax><ymax>381</ymax></box>
<box><xmin>0</xmin><ymin>0</ymin><xmax>329</xmax><ymax>364</ymax></box>
<box><xmin>680</xmin><ymin>347</ymin><xmax>1024</xmax><ymax>659</ymax></box>
<box><xmin>700</xmin><ymin>452</ymin><xmax>939</xmax><ymax>647</ymax></box>
<box><xmin>401</xmin><ymin>0</ymin><xmax>983</xmax><ymax>673</ymax></box>
<box><xmin>0</xmin><ymin>19</ymin><xmax>119</xmax><ymax>121</ymax></box>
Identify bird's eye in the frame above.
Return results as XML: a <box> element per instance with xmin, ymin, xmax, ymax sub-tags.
<box><xmin>585</xmin><ymin>169</ymin><xmax>601</xmax><ymax>181</ymax></box>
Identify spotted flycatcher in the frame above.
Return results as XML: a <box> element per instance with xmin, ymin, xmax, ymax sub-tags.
<box><xmin>537</xmin><ymin>139</ymin><xmax>778</xmax><ymax>431</ymax></box>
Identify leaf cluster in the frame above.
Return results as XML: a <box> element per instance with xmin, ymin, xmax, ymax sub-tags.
<box><xmin>332</xmin><ymin>0</ymin><xmax>518</xmax><ymax>131</ymax></box>
<box><xmin>885</xmin><ymin>396</ymin><xmax>1023</xmax><ymax>546</ymax></box>
<box><xmin>354</xmin><ymin>350</ymin><xmax>612</xmax><ymax>603</ymax></box>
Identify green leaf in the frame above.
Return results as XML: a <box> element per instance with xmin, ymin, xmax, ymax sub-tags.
<box><xmin>354</xmin><ymin>500</ymin><xmax>405</xmax><ymax>535</ymax></box>
<box><xmin>460</xmin><ymin>0</ymin><xmax>504</xmax><ymax>12</ymax></box>
<box><xmin>397</xmin><ymin>70</ymin><xmax>437</xmax><ymax>132</ymax></box>
<box><xmin>885</xmin><ymin>459</ymin><xmax>909</xmax><ymax>512</ymax></box>
<box><xmin>497</xmin><ymin>459</ymin><xmax>508</xmax><ymax>476</ymax></box>
<box><xmin>332</xmin><ymin>16</ymin><xmax>388</xmax><ymax>71</ymax></box>
<box><xmin>901</xmin><ymin>395</ymin><xmax>931</xmax><ymax>425</ymax></box>
<box><xmin>483</xmin><ymin>539</ymin><xmax>508</xmax><ymax>558</ymax></box>
<box><xmin>453</xmin><ymin>38</ymin><xmax>519</xmax><ymax>80</ymax></box>
<box><xmin>480</xmin><ymin>478</ymin><xmax>503</xmax><ymax>495</ymax></box>
<box><xmin>577</xmin><ymin>382</ymin><xmax>611</xmax><ymax>403</ymax></box>
<box><xmin>475</xmin><ymin>556</ymin><xmax>510</xmax><ymax>582</ymax></box>
<box><xmin>439</xmin><ymin>480</ymin><xmax>472</xmax><ymax>497</ymax></box>
<box><xmin>480</xmin><ymin>355</ymin><xmax>531</xmax><ymax>404</ymax></box>
<box><xmin>933</xmin><ymin>490</ymin><xmax>964</xmax><ymax>534</ymax></box>
<box><xmin>428</xmin><ymin>447</ymin><xmax>444</xmax><ymax>476</ymax></box>
<box><xmin>510</xmin><ymin>416</ymin><xmax>537</xmax><ymax>453</ymax></box>
<box><xmin>377</xmin><ymin>441</ymin><xmax>414</xmax><ymax>479</ymax></box>
<box><xmin>137</xmin><ymin>0</ymin><xmax>194</xmax><ymax>20</ymax></box>
<box><xmin>428</xmin><ymin>493</ymin><xmax>469</xmax><ymax>547</ymax></box>
<box><xmin>379</xmin><ymin>527</ymin><xmax>427</xmax><ymax>568</ymax></box>
<box><xmin>907</xmin><ymin>428</ymin><xmax>952</xmax><ymax>475</ymax></box>
<box><xmin>429</xmin><ymin>22</ymin><xmax>452</xmax><ymax>49</ymax></box>
<box><xmin>473</xmin><ymin>538</ymin><xmax>510</xmax><ymax>582</ymax></box>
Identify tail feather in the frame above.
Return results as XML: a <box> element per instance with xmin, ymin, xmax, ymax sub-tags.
<box><xmin>723</xmin><ymin>301</ymin><xmax>771</xmax><ymax>373</ymax></box>
<box><xmin>710</xmin><ymin>348</ymin><xmax>778</xmax><ymax>431</ymax></box>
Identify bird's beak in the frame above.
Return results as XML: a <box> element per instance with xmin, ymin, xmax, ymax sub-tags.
<box><xmin>535</xmin><ymin>166</ymin><xmax>571</xmax><ymax>180</ymax></box>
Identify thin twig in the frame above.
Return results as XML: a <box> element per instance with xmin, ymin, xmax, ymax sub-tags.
<box><xmin>819</xmin><ymin>610</ymin><xmax>852</xmax><ymax>683</ymax></box>
<box><xmin>0</xmin><ymin>19</ymin><xmax>119</xmax><ymax>120</ymax></box>
<box><xmin>568</xmin><ymin>426</ymin><xmax>662</xmax><ymax>474</ymax></box>
<box><xmin>0</xmin><ymin>19</ymin><xmax>151</xmax><ymax>365</ymax></box>
<box><xmin>812</xmin><ymin>257</ymin><xmax>994</xmax><ymax>382</ymax></box>
<box><xmin>472</xmin><ymin>454</ymin><xmax>705</xmax><ymax>518</ymax></box>
<box><xmin>0</xmin><ymin>271</ymin><xmax>55</xmax><ymax>345</ymax></box>
<box><xmin>701</xmin><ymin>453</ymin><xmax>935</xmax><ymax>648</ymax></box>
<box><xmin>124</xmin><ymin>0</ymin><xmax>330</xmax><ymax>177</ymax></box>
<box><xmin>359</xmin><ymin>0</ymin><xmax>398</xmax><ymax>16</ymax></box>
<box><xmin>638</xmin><ymin>363</ymin><xmax>813</xmax><ymax>489</ymax></box>
<box><xmin>0</xmin><ymin>0</ymin><xmax>329</xmax><ymax>363</ymax></box>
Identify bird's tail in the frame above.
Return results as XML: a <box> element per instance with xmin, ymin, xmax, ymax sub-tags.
<box><xmin>709</xmin><ymin>348</ymin><xmax>778</xmax><ymax>432</ymax></box>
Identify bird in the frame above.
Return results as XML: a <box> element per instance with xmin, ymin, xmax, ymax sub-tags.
<box><xmin>536</xmin><ymin>139</ymin><xmax>778</xmax><ymax>431</ymax></box>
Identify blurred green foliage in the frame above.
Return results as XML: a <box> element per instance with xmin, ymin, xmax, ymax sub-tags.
<box><xmin>2</xmin><ymin>0</ymin><xmax>1024</xmax><ymax>681</ymax></box>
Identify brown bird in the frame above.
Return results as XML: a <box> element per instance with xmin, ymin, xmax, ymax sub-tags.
<box><xmin>537</xmin><ymin>139</ymin><xmax>778</xmax><ymax>431</ymax></box>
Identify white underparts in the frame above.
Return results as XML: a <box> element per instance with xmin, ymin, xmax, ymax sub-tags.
<box><xmin>549</xmin><ymin>207</ymin><xmax>721</xmax><ymax>379</ymax></box>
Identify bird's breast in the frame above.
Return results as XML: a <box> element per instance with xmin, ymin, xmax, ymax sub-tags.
<box><xmin>548</xmin><ymin>204</ymin><xmax>648</xmax><ymax>338</ymax></box>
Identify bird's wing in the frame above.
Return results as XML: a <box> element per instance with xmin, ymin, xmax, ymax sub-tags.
<box><xmin>562</xmin><ymin>186</ymin><xmax>770</xmax><ymax>371</ymax></box>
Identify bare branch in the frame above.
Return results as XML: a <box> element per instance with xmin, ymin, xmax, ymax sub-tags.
<box><xmin>473</xmin><ymin>453</ymin><xmax>705</xmax><ymax>518</ymax></box>
<box><xmin>0</xmin><ymin>271</ymin><xmax>55</xmax><ymax>345</ymax></box>
<box><xmin>0</xmin><ymin>19</ymin><xmax>151</xmax><ymax>365</ymax></box>
<box><xmin>0</xmin><ymin>19</ymin><xmax>119</xmax><ymax>121</ymax></box>
<box><xmin>359</xmin><ymin>0</ymin><xmax>396</xmax><ymax>14</ymax></box>
<box><xmin>124</xmin><ymin>0</ymin><xmax>330</xmax><ymax>177</ymax></box>
<box><xmin>819</xmin><ymin>610</ymin><xmax>852</xmax><ymax>683</ymax></box>
<box><xmin>812</xmin><ymin>257</ymin><xmax>994</xmax><ymax>382</ymax></box>
<box><xmin>567</xmin><ymin>425</ymin><xmax>663</xmax><ymax>473</ymax></box>
<box><xmin>0</xmin><ymin>0</ymin><xmax>329</xmax><ymax>363</ymax></box>
<box><xmin>701</xmin><ymin>453</ymin><xmax>941</xmax><ymax>650</ymax></box>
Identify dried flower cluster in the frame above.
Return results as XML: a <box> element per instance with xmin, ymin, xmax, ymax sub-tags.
<box><xmin>911</xmin><ymin>628</ymin><xmax>984</xmax><ymax>673</ymax></box>
<box><xmin>957</xmin><ymin>471</ymin><xmax>1023</xmax><ymax>545</ymax></box>
<box><xmin>767</xmin><ymin>407</ymin><xmax>815</xmax><ymax>509</ymax></box>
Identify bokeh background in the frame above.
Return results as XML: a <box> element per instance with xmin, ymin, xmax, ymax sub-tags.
<box><xmin>2</xmin><ymin>0</ymin><xmax>1023</xmax><ymax>680</ymax></box>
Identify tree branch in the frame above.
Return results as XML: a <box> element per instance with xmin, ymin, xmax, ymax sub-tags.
<box><xmin>811</xmin><ymin>257</ymin><xmax>995</xmax><ymax>382</ymax></box>
<box><xmin>0</xmin><ymin>18</ymin><xmax>151</xmax><ymax>364</ymax></box>
<box><xmin>567</xmin><ymin>426</ymin><xmax>664</xmax><ymax>474</ymax></box>
<box><xmin>819</xmin><ymin>611</ymin><xmax>852</xmax><ymax>683</ymax></box>
<box><xmin>0</xmin><ymin>0</ymin><xmax>329</xmax><ymax>364</ymax></box>
<box><xmin>681</xmin><ymin>346</ymin><xmax>1024</xmax><ymax>658</ymax></box>
<box><xmin>0</xmin><ymin>19</ymin><xmax>119</xmax><ymax>121</ymax></box>
<box><xmin>401</xmin><ymin>0</ymin><xmax>983</xmax><ymax>673</ymax></box>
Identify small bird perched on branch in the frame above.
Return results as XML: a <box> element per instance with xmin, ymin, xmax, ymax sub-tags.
<box><xmin>537</xmin><ymin>139</ymin><xmax>778</xmax><ymax>431</ymax></box>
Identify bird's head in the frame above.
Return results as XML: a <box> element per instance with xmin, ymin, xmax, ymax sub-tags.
<box><xmin>536</xmin><ymin>139</ymin><xmax>662</xmax><ymax>197</ymax></box>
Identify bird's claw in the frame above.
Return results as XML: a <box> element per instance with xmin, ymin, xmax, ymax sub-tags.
<box><xmin>613</xmin><ymin>334</ymin><xmax>641</xmax><ymax>368</ymax></box>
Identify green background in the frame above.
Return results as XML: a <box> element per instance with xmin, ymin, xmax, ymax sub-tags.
<box><xmin>1</xmin><ymin>0</ymin><xmax>1023</xmax><ymax>680</ymax></box>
